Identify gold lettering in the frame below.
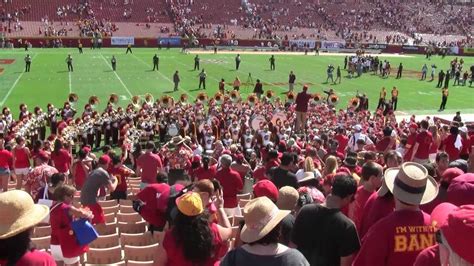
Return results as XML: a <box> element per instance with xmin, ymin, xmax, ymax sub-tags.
<box><xmin>419</xmin><ymin>234</ymin><xmax>435</xmax><ymax>249</ymax></box>
<box><xmin>394</xmin><ymin>236</ymin><xmax>407</xmax><ymax>252</ymax></box>
<box><xmin>408</xmin><ymin>226</ymin><xmax>416</xmax><ymax>233</ymax></box>
<box><xmin>408</xmin><ymin>235</ymin><xmax>420</xmax><ymax>251</ymax></box>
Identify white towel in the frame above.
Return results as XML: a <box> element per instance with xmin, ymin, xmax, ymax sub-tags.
<box><xmin>454</xmin><ymin>134</ymin><xmax>463</xmax><ymax>151</ymax></box>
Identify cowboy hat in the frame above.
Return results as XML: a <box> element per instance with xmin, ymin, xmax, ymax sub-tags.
<box><xmin>382</xmin><ymin>162</ymin><xmax>438</xmax><ymax>205</ymax></box>
<box><xmin>298</xmin><ymin>171</ymin><xmax>316</xmax><ymax>183</ymax></box>
<box><xmin>240</xmin><ymin>197</ymin><xmax>290</xmax><ymax>243</ymax></box>
<box><xmin>0</xmin><ymin>190</ymin><xmax>50</xmax><ymax>239</ymax></box>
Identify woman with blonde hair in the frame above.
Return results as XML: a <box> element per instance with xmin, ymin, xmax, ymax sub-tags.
<box><xmin>295</xmin><ymin>157</ymin><xmax>321</xmax><ymax>182</ymax></box>
<box><xmin>428</xmin><ymin>125</ymin><xmax>441</xmax><ymax>163</ymax></box>
<box><xmin>321</xmin><ymin>156</ymin><xmax>338</xmax><ymax>195</ymax></box>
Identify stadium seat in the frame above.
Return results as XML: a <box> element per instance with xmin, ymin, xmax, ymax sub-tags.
<box><xmin>118</xmin><ymin>221</ymin><xmax>147</xmax><ymax>234</ymax></box>
<box><xmin>99</xmin><ymin>200</ymin><xmax>119</xmax><ymax>208</ymax></box>
<box><xmin>119</xmin><ymin>199</ymin><xmax>133</xmax><ymax>206</ymax></box>
<box><xmin>104</xmin><ymin>213</ymin><xmax>117</xmax><ymax>224</ymax></box>
<box><xmin>31</xmin><ymin>235</ymin><xmax>51</xmax><ymax>252</ymax></box>
<box><xmin>86</xmin><ymin>246</ymin><xmax>123</xmax><ymax>264</ymax></box>
<box><xmin>120</xmin><ymin>232</ymin><xmax>157</xmax><ymax>247</ymax></box>
<box><xmin>232</xmin><ymin>215</ymin><xmax>244</xmax><ymax>226</ymax></box>
<box><xmin>33</xmin><ymin>225</ymin><xmax>51</xmax><ymax>238</ymax></box>
<box><xmin>238</xmin><ymin>199</ymin><xmax>251</xmax><ymax>208</ymax></box>
<box><xmin>119</xmin><ymin>205</ymin><xmax>135</xmax><ymax>214</ymax></box>
<box><xmin>124</xmin><ymin>243</ymin><xmax>159</xmax><ymax>262</ymax></box>
<box><xmin>237</xmin><ymin>193</ymin><xmax>252</xmax><ymax>200</ymax></box>
<box><xmin>89</xmin><ymin>232</ymin><xmax>120</xmax><ymax>248</ymax></box>
<box><xmin>96</xmin><ymin>222</ymin><xmax>118</xmax><ymax>236</ymax></box>
<box><xmin>117</xmin><ymin>212</ymin><xmax>143</xmax><ymax>223</ymax></box>
<box><xmin>127</xmin><ymin>260</ymin><xmax>154</xmax><ymax>266</ymax></box>
<box><xmin>103</xmin><ymin>205</ymin><xmax>120</xmax><ymax>215</ymax></box>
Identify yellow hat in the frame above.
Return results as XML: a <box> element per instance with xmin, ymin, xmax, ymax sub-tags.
<box><xmin>176</xmin><ymin>192</ymin><xmax>204</xmax><ymax>217</ymax></box>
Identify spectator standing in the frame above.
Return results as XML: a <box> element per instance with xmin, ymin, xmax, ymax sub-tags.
<box><xmin>12</xmin><ymin>136</ymin><xmax>31</xmax><ymax>190</ymax></box>
<box><xmin>0</xmin><ymin>139</ymin><xmax>13</xmax><ymax>192</ymax></box>
<box><xmin>136</xmin><ymin>141</ymin><xmax>163</xmax><ymax>189</ymax></box>
<box><xmin>216</xmin><ymin>154</ymin><xmax>243</xmax><ymax>216</ymax></box>
<box><xmin>294</xmin><ymin>85</ymin><xmax>312</xmax><ymax>134</ymax></box>
<box><xmin>25</xmin><ymin>151</ymin><xmax>58</xmax><ymax>199</ymax></box>
<box><xmin>269</xmin><ymin>153</ymin><xmax>298</xmax><ymax>189</ymax></box>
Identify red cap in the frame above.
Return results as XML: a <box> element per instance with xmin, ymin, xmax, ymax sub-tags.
<box><xmin>409</xmin><ymin>123</ymin><xmax>418</xmax><ymax>129</ymax></box>
<box><xmin>439</xmin><ymin>204</ymin><xmax>474</xmax><ymax>264</ymax></box>
<box><xmin>441</xmin><ymin>168</ymin><xmax>464</xmax><ymax>183</ymax></box>
<box><xmin>82</xmin><ymin>146</ymin><xmax>91</xmax><ymax>153</ymax></box>
<box><xmin>253</xmin><ymin>180</ymin><xmax>279</xmax><ymax>202</ymax></box>
<box><xmin>448</xmin><ymin>173</ymin><xmax>474</xmax><ymax>206</ymax></box>
<box><xmin>37</xmin><ymin>151</ymin><xmax>50</xmax><ymax>161</ymax></box>
<box><xmin>192</xmin><ymin>155</ymin><xmax>201</xmax><ymax>163</ymax></box>
<box><xmin>98</xmin><ymin>155</ymin><xmax>111</xmax><ymax>166</ymax></box>
<box><xmin>430</xmin><ymin>202</ymin><xmax>458</xmax><ymax>230</ymax></box>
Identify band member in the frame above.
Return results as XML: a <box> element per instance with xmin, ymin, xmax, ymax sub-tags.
<box><xmin>173</xmin><ymin>71</ymin><xmax>180</xmax><ymax>91</ymax></box>
<box><xmin>111</xmin><ymin>55</ymin><xmax>117</xmax><ymax>71</ymax></box>
<box><xmin>24</xmin><ymin>54</ymin><xmax>32</xmax><ymax>72</ymax></box>
<box><xmin>439</xmin><ymin>87</ymin><xmax>449</xmax><ymax>111</ymax></box>
<box><xmin>78</xmin><ymin>41</ymin><xmax>83</xmax><ymax>54</ymax></box>
<box><xmin>253</xmin><ymin>79</ymin><xmax>263</xmax><ymax>99</ymax></box>
<box><xmin>19</xmin><ymin>104</ymin><xmax>30</xmax><ymax>121</ymax></box>
<box><xmin>153</xmin><ymin>54</ymin><xmax>159</xmax><ymax>71</ymax></box>
<box><xmin>47</xmin><ymin>104</ymin><xmax>59</xmax><ymax>134</ymax></box>
<box><xmin>66</xmin><ymin>54</ymin><xmax>73</xmax><ymax>72</ymax></box>
<box><xmin>126</xmin><ymin>43</ymin><xmax>133</xmax><ymax>54</ymax></box>
<box><xmin>269</xmin><ymin>55</ymin><xmax>275</xmax><ymax>70</ymax></box>
<box><xmin>235</xmin><ymin>54</ymin><xmax>241</xmax><ymax>70</ymax></box>
<box><xmin>289</xmin><ymin>71</ymin><xmax>296</xmax><ymax>92</ymax></box>
<box><xmin>391</xmin><ymin>87</ymin><xmax>399</xmax><ymax>111</ymax></box>
<box><xmin>61</xmin><ymin>102</ymin><xmax>76</xmax><ymax>121</ymax></box>
<box><xmin>194</xmin><ymin>55</ymin><xmax>200</xmax><ymax>70</ymax></box>
<box><xmin>198</xmin><ymin>69</ymin><xmax>207</xmax><ymax>90</ymax></box>
<box><xmin>377</xmin><ymin>87</ymin><xmax>386</xmax><ymax>110</ymax></box>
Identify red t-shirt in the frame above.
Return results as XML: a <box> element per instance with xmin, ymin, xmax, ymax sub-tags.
<box><xmin>0</xmin><ymin>249</ymin><xmax>56</xmax><ymax>266</ymax></box>
<box><xmin>414</xmin><ymin>244</ymin><xmax>441</xmax><ymax>266</ymax></box>
<box><xmin>162</xmin><ymin>222</ymin><xmax>223</xmax><ymax>266</ymax></box>
<box><xmin>375</xmin><ymin>137</ymin><xmax>394</xmax><ymax>153</ymax></box>
<box><xmin>295</xmin><ymin>91</ymin><xmax>312</xmax><ymax>112</ymax></box>
<box><xmin>137</xmin><ymin>152</ymin><xmax>163</xmax><ymax>184</ymax></box>
<box><xmin>73</xmin><ymin>161</ymin><xmax>87</xmax><ymax>189</ymax></box>
<box><xmin>50</xmin><ymin>202</ymin><xmax>89</xmax><ymax>258</ymax></box>
<box><xmin>0</xmin><ymin>149</ymin><xmax>13</xmax><ymax>169</ymax></box>
<box><xmin>442</xmin><ymin>134</ymin><xmax>461</xmax><ymax>161</ymax></box>
<box><xmin>354</xmin><ymin>210</ymin><xmax>435</xmax><ymax>266</ymax></box>
<box><xmin>460</xmin><ymin>135</ymin><xmax>471</xmax><ymax>157</ymax></box>
<box><xmin>414</xmin><ymin>131</ymin><xmax>433</xmax><ymax>160</ymax></box>
<box><xmin>215</xmin><ymin>168</ymin><xmax>243</xmax><ymax>208</ymax></box>
<box><xmin>109</xmin><ymin>166</ymin><xmax>132</xmax><ymax>192</ymax></box>
<box><xmin>51</xmin><ymin>149</ymin><xmax>72</xmax><ymax>173</ymax></box>
<box><xmin>404</xmin><ymin>133</ymin><xmax>417</xmax><ymax>161</ymax></box>
<box><xmin>136</xmin><ymin>183</ymin><xmax>170</xmax><ymax>228</ymax></box>
<box><xmin>334</xmin><ymin>134</ymin><xmax>349</xmax><ymax>154</ymax></box>
<box><xmin>359</xmin><ymin>193</ymin><xmax>395</xmax><ymax>239</ymax></box>
<box><xmin>348</xmin><ymin>186</ymin><xmax>375</xmax><ymax>232</ymax></box>
<box><xmin>13</xmin><ymin>147</ymin><xmax>30</xmax><ymax>168</ymax></box>
<box><xmin>193</xmin><ymin>165</ymin><xmax>217</xmax><ymax>181</ymax></box>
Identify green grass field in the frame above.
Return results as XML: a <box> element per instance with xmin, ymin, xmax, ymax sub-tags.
<box><xmin>1</xmin><ymin>48</ymin><xmax>473</xmax><ymax>118</ymax></box>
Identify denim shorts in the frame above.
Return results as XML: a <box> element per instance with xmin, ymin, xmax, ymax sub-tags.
<box><xmin>0</xmin><ymin>167</ymin><xmax>10</xmax><ymax>175</ymax></box>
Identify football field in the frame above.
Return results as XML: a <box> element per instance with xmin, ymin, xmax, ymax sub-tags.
<box><xmin>0</xmin><ymin>48</ymin><xmax>473</xmax><ymax>118</ymax></box>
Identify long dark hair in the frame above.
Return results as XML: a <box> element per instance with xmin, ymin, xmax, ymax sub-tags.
<box><xmin>0</xmin><ymin>229</ymin><xmax>34</xmax><ymax>266</ymax></box>
<box><xmin>53</xmin><ymin>139</ymin><xmax>63</xmax><ymax>155</ymax></box>
<box><xmin>172</xmin><ymin>211</ymin><xmax>214</xmax><ymax>264</ymax></box>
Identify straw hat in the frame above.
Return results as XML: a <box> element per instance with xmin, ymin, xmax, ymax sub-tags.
<box><xmin>0</xmin><ymin>190</ymin><xmax>50</xmax><ymax>239</ymax></box>
<box><xmin>240</xmin><ymin>197</ymin><xmax>290</xmax><ymax>243</ymax></box>
<box><xmin>382</xmin><ymin>162</ymin><xmax>438</xmax><ymax>205</ymax></box>
<box><xmin>298</xmin><ymin>171</ymin><xmax>316</xmax><ymax>183</ymax></box>
<box><xmin>171</xmin><ymin>136</ymin><xmax>186</xmax><ymax>145</ymax></box>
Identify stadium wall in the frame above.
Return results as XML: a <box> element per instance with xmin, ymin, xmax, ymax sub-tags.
<box><xmin>3</xmin><ymin>37</ymin><xmax>472</xmax><ymax>56</ymax></box>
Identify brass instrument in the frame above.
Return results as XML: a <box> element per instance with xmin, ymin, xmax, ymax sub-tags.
<box><xmin>109</xmin><ymin>93</ymin><xmax>119</xmax><ymax>106</ymax></box>
<box><xmin>329</xmin><ymin>94</ymin><xmax>339</xmax><ymax>106</ymax></box>
<box><xmin>230</xmin><ymin>90</ymin><xmax>240</xmax><ymax>103</ymax></box>
<box><xmin>131</xmin><ymin>95</ymin><xmax>141</xmax><ymax>110</ymax></box>
<box><xmin>286</xmin><ymin>91</ymin><xmax>295</xmax><ymax>104</ymax></box>
<box><xmin>161</xmin><ymin>95</ymin><xmax>174</xmax><ymax>108</ymax></box>
<box><xmin>247</xmin><ymin>94</ymin><xmax>258</xmax><ymax>107</ymax></box>
<box><xmin>214</xmin><ymin>92</ymin><xmax>223</xmax><ymax>105</ymax></box>
<box><xmin>180</xmin><ymin>93</ymin><xmax>188</xmax><ymax>104</ymax></box>
<box><xmin>68</xmin><ymin>93</ymin><xmax>79</xmax><ymax>108</ymax></box>
<box><xmin>197</xmin><ymin>92</ymin><xmax>208</xmax><ymax>103</ymax></box>
<box><xmin>313</xmin><ymin>93</ymin><xmax>322</xmax><ymax>104</ymax></box>
<box><xmin>88</xmin><ymin>96</ymin><xmax>99</xmax><ymax>109</ymax></box>
<box><xmin>349</xmin><ymin>97</ymin><xmax>360</xmax><ymax>109</ymax></box>
<box><xmin>144</xmin><ymin>93</ymin><xmax>154</xmax><ymax>105</ymax></box>
<box><xmin>265</xmin><ymin>90</ymin><xmax>275</xmax><ymax>101</ymax></box>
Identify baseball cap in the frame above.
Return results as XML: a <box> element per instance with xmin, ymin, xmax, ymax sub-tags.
<box><xmin>447</xmin><ymin>173</ymin><xmax>474</xmax><ymax>206</ymax></box>
<box><xmin>441</xmin><ymin>168</ymin><xmax>464</xmax><ymax>184</ymax></box>
<box><xmin>37</xmin><ymin>151</ymin><xmax>50</xmax><ymax>161</ymax></box>
<box><xmin>176</xmin><ymin>192</ymin><xmax>203</xmax><ymax>217</ymax></box>
<box><xmin>432</xmin><ymin>203</ymin><xmax>474</xmax><ymax>264</ymax></box>
<box><xmin>276</xmin><ymin>186</ymin><xmax>299</xmax><ymax>211</ymax></box>
<box><xmin>192</xmin><ymin>155</ymin><xmax>201</xmax><ymax>163</ymax></box>
<box><xmin>98</xmin><ymin>155</ymin><xmax>111</xmax><ymax>166</ymax></box>
<box><xmin>253</xmin><ymin>180</ymin><xmax>279</xmax><ymax>202</ymax></box>
<box><xmin>409</xmin><ymin>123</ymin><xmax>418</xmax><ymax>129</ymax></box>
<box><xmin>353</xmin><ymin>124</ymin><xmax>362</xmax><ymax>131</ymax></box>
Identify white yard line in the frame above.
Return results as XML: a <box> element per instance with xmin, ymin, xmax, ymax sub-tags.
<box><xmin>130</xmin><ymin>53</ymin><xmax>191</xmax><ymax>97</ymax></box>
<box><xmin>0</xmin><ymin>53</ymin><xmax>38</xmax><ymax>106</ymax></box>
<box><xmin>99</xmin><ymin>53</ymin><xmax>133</xmax><ymax>97</ymax></box>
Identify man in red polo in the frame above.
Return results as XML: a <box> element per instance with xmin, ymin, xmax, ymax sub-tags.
<box><xmin>136</xmin><ymin>141</ymin><xmax>163</xmax><ymax>189</ymax></box>
<box><xmin>215</xmin><ymin>154</ymin><xmax>243</xmax><ymax>216</ymax></box>
<box><xmin>410</xmin><ymin>120</ymin><xmax>433</xmax><ymax>164</ymax></box>
<box><xmin>295</xmin><ymin>85</ymin><xmax>312</xmax><ymax>134</ymax></box>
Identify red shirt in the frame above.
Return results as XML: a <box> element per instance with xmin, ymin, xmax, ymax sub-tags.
<box><xmin>359</xmin><ymin>193</ymin><xmax>395</xmax><ymax>239</ymax></box>
<box><xmin>109</xmin><ymin>165</ymin><xmax>132</xmax><ymax>192</ymax></box>
<box><xmin>0</xmin><ymin>249</ymin><xmax>55</xmax><ymax>266</ymax></box>
<box><xmin>375</xmin><ymin>137</ymin><xmax>393</xmax><ymax>153</ymax></box>
<box><xmin>414</xmin><ymin>244</ymin><xmax>441</xmax><ymax>266</ymax></box>
<box><xmin>136</xmin><ymin>183</ymin><xmax>170</xmax><ymax>228</ymax></box>
<box><xmin>0</xmin><ymin>149</ymin><xmax>13</xmax><ymax>169</ymax></box>
<box><xmin>414</xmin><ymin>131</ymin><xmax>433</xmax><ymax>160</ymax></box>
<box><xmin>354</xmin><ymin>210</ymin><xmax>435</xmax><ymax>266</ymax></box>
<box><xmin>215</xmin><ymin>167</ymin><xmax>243</xmax><ymax>208</ymax></box>
<box><xmin>334</xmin><ymin>134</ymin><xmax>349</xmax><ymax>154</ymax></box>
<box><xmin>441</xmin><ymin>134</ymin><xmax>462</xmax><ymax>161</ymax></box>
<box><xmin>193</xmin><ymin>165</ymin><xmax>217</xmax><ymax>181</ymax></box>
<box><xmin>162</xmin><ymin>222</ymin><xmax>223</xmax><ymax>266</ymax></box>
<box><xmin>137</xmin><ymin>152</ymin><xmax>163</xmax><ymax>184</ymax></box>
<box><xmin>51</xmin><ymin>149</ymin><xmax>72</xmax><ymax>173</ymax></box>
<box><xmin>295</xmin><ymin>91</ymin><xmax>312</xmax><ymax>112</ymax></box>
<box><xmin>73</xmin><ymin>161</ymin><xmax>87</xmax><ymax>189</ymax></box>
<box><xmin>348</xmin><ymin>186</ymin><xmax>374</xmax><ymax>232</ymax></box>
<box><xmin>404</xmin><ymin>133</ymin><xmax>417</xmax><ymax>161</ymax></box>
<box><xmin>50</xmin><ymin>202</ymin><xmax>89</xmax><ymax>258</ymax></box>
<box><xmin>13</xmin><ymin>147</ymin><xmax>30</xmax><ymax>168</ymax></box>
